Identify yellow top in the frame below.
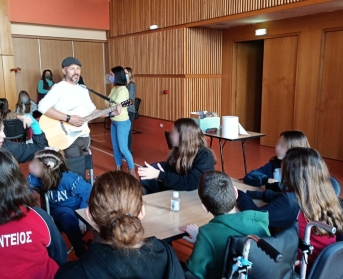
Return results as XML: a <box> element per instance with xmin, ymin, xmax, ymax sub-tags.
<box><xmin>106</xmin><ymin>86</ymin><xmax>129</xmax><ymax>122</ymax></box>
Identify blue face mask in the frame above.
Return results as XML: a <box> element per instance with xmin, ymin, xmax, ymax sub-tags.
<box><xmin>109</xmin><ymin>75</ymin><xmax>115</xmax><ymax>84</ymax></box>
<box><xmin>21</xmin><ymin>97</ymin><xmax>29</xmax><ymax>104</ymax></box>
<box><xmin>126</xmin><ymin>74</ymin><xmax>129</xmax><ymax>82</ymax></box>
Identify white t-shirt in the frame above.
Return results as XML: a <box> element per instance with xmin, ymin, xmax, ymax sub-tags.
<box><xmin>38</xmin><ymin>81</ymin><xmax>96</xmax><ymax>116</ymax></box>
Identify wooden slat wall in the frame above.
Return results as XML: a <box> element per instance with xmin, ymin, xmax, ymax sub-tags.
<box><xmin>109</xmin><ymin>0</ymin><xmax>304</xmax><ymax>37</ymax></box>
<box><xmin>135</xmin><ymin>77</ymin><xmax>184</xmax><ymax>121</ymax></box>
<box><xmin>109</xmin><ymin>28</ymin><xmax>184</xmax><ymax>75</ymax></box>
<box><xmin>184</xmin><ymin>78</ymin><xmax>222</xmax><ymax>117</ymax></box>
<box><xmin>186</xmin><ymin>28</ymin><xmax>223</xmax><ymax>75</ymax></box>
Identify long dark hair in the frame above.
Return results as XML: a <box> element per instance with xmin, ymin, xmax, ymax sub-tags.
<box><xmin>89</xmin><ymin>171</ymin><xmax>145</xmax><ymax>249</ymax></box>
<box><xmin>282</xmin><ymin>147</ymin><xmax>343</xmax><ymax>235</ymax></box>
<box><xmin>167</xmin><ymin>118</ymin><xmax>216</xmax><ymax>174</ymax></box>
<box><xmin>34</xmin><ymin>149</ymin><xmax>69</xmax><ymax>192</ymax></box>
<box><xmin>0</xmin><ymin>148</ymin><xmax>35</xmax><ymax>225</ymax></box>
<box><xmin>41</xmin><ymin>69</ymin><xmax>54</xmax><ymax>90</ymax></box>
<box><xmin>15</xmin><ymin>91</ymin><xmax>32</xmax><ymax>114</ymax></box>
<box><xmin>0</xmin><ymin>98</ymin><xmax>10</xmax><ymax>119</ymax></box>
<box><xmin>111</xmin><ymin>66</ymin><xmax>127</xmax><ymax>86</ymax></box>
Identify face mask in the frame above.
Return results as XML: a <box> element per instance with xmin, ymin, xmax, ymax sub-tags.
<box><xmin>21</xmin><ymin>97</ymin><xmax>29</xmax><ymax>104</ymax></box>
<box><xmin>126</xmin><ymin>74</ymin><xmax>129</xmax><ymax>82</ymax></box>
<box><xmin>46</xmin><ymin>75</ymin><xmax>51</xmax><ymax>80</ymax></box>
<box><xmin>109</xmin><ymin>75</ymin><xmax>115</xmax><ymax>84</ymax></box>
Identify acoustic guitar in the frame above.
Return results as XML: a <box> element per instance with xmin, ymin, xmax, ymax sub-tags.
<box><xmin>39</xmin><ymin>99</ymin><xmax>132</xmax><ymax>150</ymax></box>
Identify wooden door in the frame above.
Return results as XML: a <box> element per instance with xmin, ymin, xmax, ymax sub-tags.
<box><xmin>260</xmin><ymin>36</ymin><xmax>298</xmax><ymax>146</ymax></box>
<box><xmin>234</xmin><ymin>41</ymin><xmax>264</xmax><ymax>132</ymax></box>
<box><xmin>316</xmin><ymin>31</ymin><xmax>343</xmax><ymax>160</ymax></box>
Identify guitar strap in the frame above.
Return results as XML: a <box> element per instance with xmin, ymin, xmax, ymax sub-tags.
<box><xmin>80</xmin><ymin>84</ymin><xmax>116</xmax><ymax>104</ymax></box>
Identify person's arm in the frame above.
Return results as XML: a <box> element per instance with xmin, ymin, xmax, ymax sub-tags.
<box><xmin>30</xmin><ymin>101</ymin><xmax>38</xmax><ymax>113</ymax></box>
<box><xmin>38</xmin><ymin>80</ymin><xmax>49</xmax><ymax>94</ymax></box>
<box><xmin>127</xmin><ymin>82</ymin><xmax>136</xmax><ymax>100</ymax></box>
<box><xmin>186</xmin><ymin>229</ymin><xmax>214</xmax><ymax>279</ymax></box>
<box><xmin>72</xmin><ymin>176</ymin><xmax>92</xmax><ymax>209</ymax></box>
<box><xmin>157</xmin><ymin>150</ymin><xmax>214</xmax><ymax>191</ymax></box>
<box><xmin>32</xmin><ymin>207</ymin><xmax>68</xmax><ymax>266</ymax></box>
<box><xmin>237</xmin><ymin>190</ymin><xmax>299</xmax><ymax>228</ymax></box>
<box><xmin>243</xmin><ymin>162</ymin><xmax>272</xmax><ymax>186</ymax></box>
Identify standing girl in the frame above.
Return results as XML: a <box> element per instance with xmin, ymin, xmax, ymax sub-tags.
<box><xmin>106</xmin><ymin>66</ymin><xmax>135</xmax><ymax>178</ymax></box>
<box><xmin>38</xmin><ymin>69</ymin><xmax>54</xmax><ymax>102</ymax></box>
<box><xmin>124</xmin><ymin>67</ymin><xmax>136</xmax><ymax>154</ymax></box>
<box><xmin>28</xmin><ymin>148</ymin><xmax>92</xmax><ymax>257</ymax></box>
<box><xmin>14</xmin><ymin>90</ymin><xmax>38</xmax><ymax>114</ymax></box>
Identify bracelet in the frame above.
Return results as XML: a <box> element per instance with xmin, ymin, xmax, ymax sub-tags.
<box><xmin>66</xmin><ymin>115</ymin><xmax>71</xmax><ymax>122</ymax></box>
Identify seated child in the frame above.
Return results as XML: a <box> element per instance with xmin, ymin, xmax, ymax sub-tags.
<box><xmin>181</xmin><ymin>171</ymin><xmax>270</xmax><ymax>279</ymax></box>
<box><xmin>14</xmin><ymin>90</ymin><xmax>38</xmax><ymax>115</ymax></box>
<box><xmin>55</xmin><ymin>171</ymin><xmax>184</xmax><ymax>279</ymax></box>
<box><xmin>0</xmin><ymin>148</ymin><xmax>66</xmax><ymax>279</ymax></box>
<box><xmin>138</xmin><ymin>118</ymin><xmax>216</xmax><ymax>194</ymax></box>
<box><xmin>238</xmin><ymin>148</ymin><xmax>343</xmax><ymax>270</ymax></box>
<box><xmin>243</xmin><ymin>130</ymin><xmax>310</xmax><ymax>190</ymax></box>
<box><xmin>28</xmin><ymin>148</ymin><xmax>92</xmax><ymax>258</ymax></box>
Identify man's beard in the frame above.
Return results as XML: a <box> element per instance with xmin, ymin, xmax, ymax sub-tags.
<box><xmin>67</xmin><ymin>74</ymin><xmax>80</xmax><ymax>84</ymax></box>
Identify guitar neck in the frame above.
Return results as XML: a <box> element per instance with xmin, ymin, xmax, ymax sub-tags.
<box><xmin>82</xmin><ymin>106</ymin><xmax>116</xmax><ymax>122</ymax></box>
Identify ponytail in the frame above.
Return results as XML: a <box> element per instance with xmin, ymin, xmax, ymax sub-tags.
<box><xmin>89</xmin><ymin>171</ymin><xmax>145</xmax><ymax>249</ymax></box>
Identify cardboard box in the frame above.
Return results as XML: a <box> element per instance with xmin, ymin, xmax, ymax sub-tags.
<box><xmin>191</xmin><ymin>116</ymin><xmax>220</xmax><ymax>131</ymax></box>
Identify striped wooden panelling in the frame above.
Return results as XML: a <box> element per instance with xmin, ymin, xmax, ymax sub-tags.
<box><xmin>109</xmin><ymin>28</ymin><xmax>184</xmax><ymax>75</ymax></box>
<box><xmin>135</xmin><ymin>77</ymin><xmax>185</xmax><ymax>121</ymax></box>
<box><xmin>109</xmin><ymin>0</ymin><xmax>304</xmax><ymax>37</ymax></box>
<box><xmin>184</xmin><ymin>78</ymin><xmax>222</xmax><ymax>117</ymax></box>
<box><xmin>186</xmin><ymin>28</ymin><xmax>223</xmax><ymax>75</ymax></box>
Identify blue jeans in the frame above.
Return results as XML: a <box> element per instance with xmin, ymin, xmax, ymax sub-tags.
<box><xmin>110</xmin><ymin>120</ymin><xmax>134</xmax><ymax>169</ymax></box>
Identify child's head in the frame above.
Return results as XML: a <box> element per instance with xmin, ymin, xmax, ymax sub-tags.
<box><xmin>168</xmin><ymin>118</ymin><xmax>216</xmax><ymax>174</ymax></box>
<box><xmin>88</xmin><ymin>171</ymin><xmax>145</xmax><ymax>249</ymax></box>
<box><xmin>275</xmin><ymin>130</ymin><xmax>310</xmax><ymax>159</ymax></box>
<box><xmin>29</xmin><ymin>148</ymin><xmax>69</xmax><ymax>192</ymax></box>
<box><xmin>282</xmin><ymin>147</ymin><xmax>343</xmax><ymax>235</ymax></box>
<box><xmin>18</xmin><ymin>90</ymin><xmax>30</xmax><ymax>104</ymax></box>
<box><xmin>0</xmin><ymin>98</ymin><xmax>10</xmax><ymax>119</ymax></box>
<box><xmin>0</xmin><ymin>148</ymin><xmax>35</xmax><ymax>225</ymax></box>
<box><xmin>198</xmin><ymin>171</ymin><xmax>237</xmax><ymax>216</ymax></box>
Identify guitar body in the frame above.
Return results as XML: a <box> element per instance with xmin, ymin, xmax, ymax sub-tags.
<box><xmin>39</xmin><ymin>107</ymin><xmax>90</xmax><ymax>150</ymax></box>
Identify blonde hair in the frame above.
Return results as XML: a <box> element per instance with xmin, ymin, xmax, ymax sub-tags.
<box><xmin>279</xmin><ymin>130</ymin><xmax>310</xmax><ymax>149</ymax></box>
<box><xmin>124</xmin><ymin>67</ymin><xmax>135</xmax><ymax>83</ymax></box>
<box><xmin>282</xmin><ymin>147</ymin><xmax>343</xmax><ymax>235</ymax></box>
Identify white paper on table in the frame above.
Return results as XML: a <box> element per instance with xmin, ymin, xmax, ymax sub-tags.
<box><xmin>238</xmin><ymin>123</ymin><xmax>249</xmax><ymax>135</ymax></box>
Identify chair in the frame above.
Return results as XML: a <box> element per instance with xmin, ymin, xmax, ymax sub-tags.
<box><xmin>222</xmin><ymin>222</ymin><xmax>298</xmax><ymax>279</ymax></box>
<box><xmin>330</xmin><ymin>176</ymin><xmax>341</xmax><ymax>197</ymax></box>
<box><xmin>307</xmin><ymin>242</ymin><xmax>343</xmax><ymax>279</ymax></box>
<box><xmin>165</xmin><ymin>131</ymin><xmax>173</xmax><ymax>150</ymax></box>
<box><xmin>134</xmin><ymin>97</ymin><xmax>141</xmax><ymax>119</ymax></box>
<box><xmin>3</xmin><ymin>119</ymin><xmax>27</xmax><ymax>141</ymax></box>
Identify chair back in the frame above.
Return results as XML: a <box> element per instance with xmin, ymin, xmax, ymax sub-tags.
<box><xmin>307</xmin><ymin>242</ymin><xmax>343</xmax><ymax>279</ymax></box>
<box><xmin>3</xmin><ymin>119</ymin><xmax>26</xmax><ymax>141</ymax></box>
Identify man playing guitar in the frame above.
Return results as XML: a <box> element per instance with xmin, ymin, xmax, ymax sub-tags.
<box><xmin>38</xmin><ymin>57</ymin><xmax>119</xmax><ymax>157</ymax></box>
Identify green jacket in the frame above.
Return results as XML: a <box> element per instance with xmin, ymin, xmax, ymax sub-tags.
<box><xmin>187</xmin><ymin>210</ymin><xmax>270</xmax><ymax>279</ymax></box>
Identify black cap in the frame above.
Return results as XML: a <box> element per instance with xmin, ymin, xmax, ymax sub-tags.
<box><xmin>61</xmin><ymin>57</ymin><xmax>82</xmax><ymax>68</ymax></box>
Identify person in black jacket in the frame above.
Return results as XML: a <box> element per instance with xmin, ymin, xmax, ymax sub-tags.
<box><xmin>0</xmin><ymin>114</ymin><xmax>48</xmax><ymax>163</ymax></box>
<box><xmin>55</xmin><ymin>171</ymin><xmax>184</xmax><ymax>279</ymax></box>
<box><xmin>138</xmin><ymin>118</ymin><xmax>216</xmax><ymax>194</ymax></box>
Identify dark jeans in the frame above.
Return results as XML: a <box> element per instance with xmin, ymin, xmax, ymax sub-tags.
<box><xmin>141</xmin><ymin>162</ymin><xmax>169</xmax><ymax>194</ymax></box>
<box><xmin>128</xmin><ymin>111</ymin><xmax>135</xmax><ymax>153</ymax></box>
<box><xmin>64</xmin><ymin>137</ymin><xmax>90</xmax><ymax>158</ymax></box>
<box><xmin>51</xmin><ymin>206</ymin><xmax>86</xmax><ymax>258</ymax></box>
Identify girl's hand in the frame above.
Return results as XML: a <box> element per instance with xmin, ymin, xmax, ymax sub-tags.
<box><xmin>138</xmin><ymin>162</ymin><xmax>163</xmax><ymax>180</ymax></box>
<box><xmin>180</xmin><ymin>224</ymin><xmax>199</xmax><ymax>244</ymax></box>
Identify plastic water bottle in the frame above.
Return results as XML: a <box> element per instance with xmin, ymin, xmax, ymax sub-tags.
<box><xmin>171</xmin><ymin>191</ymin><xmax>180</xmax><ymax>212</ymax></box>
